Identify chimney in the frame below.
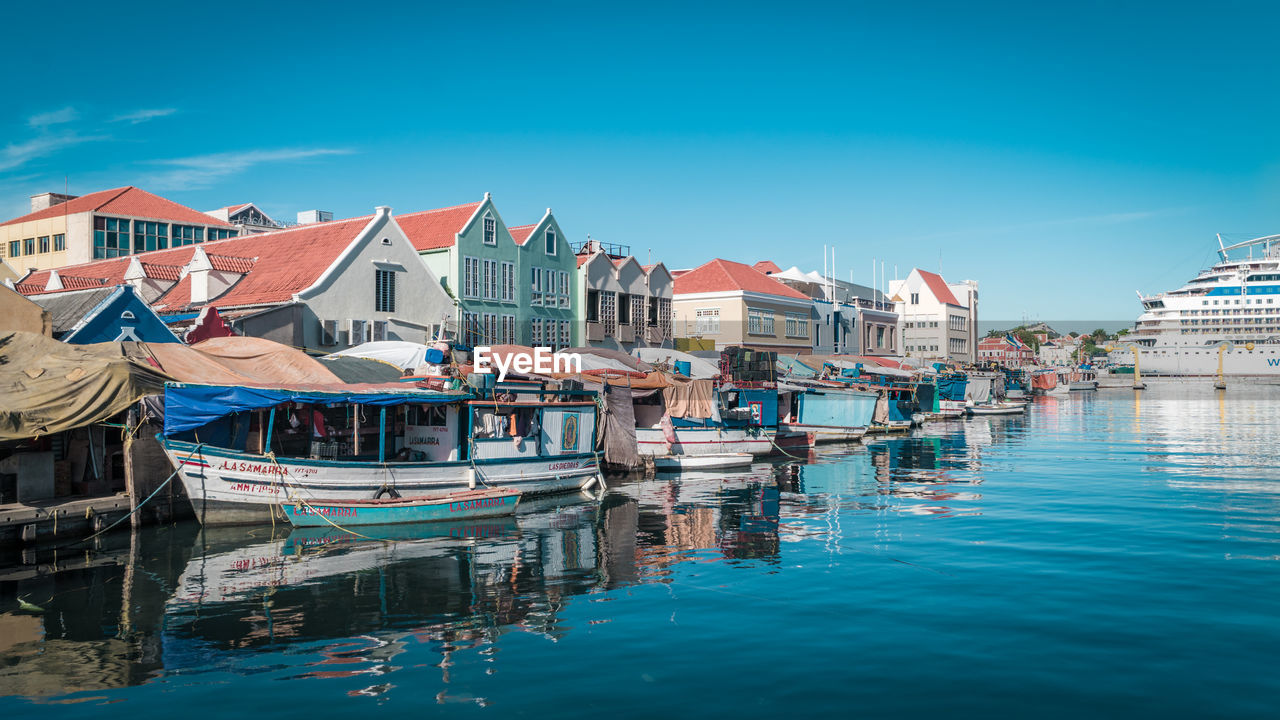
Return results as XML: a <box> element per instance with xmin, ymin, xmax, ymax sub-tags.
<box><xmin>297</xmin><ymin>210</ymin><xmax>333</xmax><ymax>225</ymax></box>
<box><xmin>187</xmin><ymin>247</ymin><xmax>214</xmax><ymax>304</ymax></box>
<box><xmin>30</xmin><ymin>192</ymin><xmax>77</xmax><ymax>213</ymax></box>
<box><xmin>123</xmin><ymin>257</ymin><xmax>146</xmax><ymax>292</ymax></box>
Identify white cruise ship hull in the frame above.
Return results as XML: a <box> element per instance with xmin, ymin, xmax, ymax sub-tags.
<box><xmin>1137</xmin><ymin>341</ymin><xmax>1280</xmax><ymax>376</ymax></box>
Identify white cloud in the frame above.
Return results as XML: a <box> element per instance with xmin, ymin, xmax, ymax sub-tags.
<box><xmin>144</xmin><ymin>148</ymin><xmax>354</xmax><ymax>190</ymax></box>
<box><xmin>112</xmin><ymin>108</ymin><xmax>177</xmax><ymax>124</ymax></box>
<box><xmin>27</xmin><ymin>107</ymin><xmax>78</xmax><ymax>129</ymax></box>
<box><xmin>0</xmin><ymin>132</ymin><xmax>107</xmax><ymax>172</ymax></box>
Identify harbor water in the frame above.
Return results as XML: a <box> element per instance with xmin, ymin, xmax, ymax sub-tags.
<box><xmin>3</xmin><ymin>382</ymin><xmax>1279</xmax><ymax>717</ymax></box>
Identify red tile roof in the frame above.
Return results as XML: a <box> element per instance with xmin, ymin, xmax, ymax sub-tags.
<box><xmin>396</xmin><ymin>201</ymin><xmax>483</xmax><ymax>251</ymax></box>
<box><xmin>1</xmin><ymin>186</ymin><xmax>234</xmax><ymax>228</ymax></box>
<box><xmin>673</xmin><ymin>259</ymin><xmax>810</xmax><ymax>300</ymax></box>
<box><xmin>917</xmin><ymin>269</ymin><xmax>962</xmax><ymax>306</ymax></box>
<box><xmin>508</xmin><ymin>224</ymin><xmax>535</xmax><ymax>246</ymax></box>
<box><xmin>16</xmin><ymin>214</ymin><xmax>372</xmax><ymax>310</ymax></box>
<box><xmin>141</xmin><ymin>262</ymin><xmax>183</xmax><ymax>281</ymax></box>
<box><xmin>753</xmin><ymin>260</ymin><xmax>782</xmax><ymax>274</ymax></box>
<box><xmin>208</xmin><ymin>253</ymin><xmax>257</xmax><ymax>274</ymax></box>
<box><xmin>576</xmin><ymin>255</ymin><xmax>592</xmax><ymax>268</ymax></box>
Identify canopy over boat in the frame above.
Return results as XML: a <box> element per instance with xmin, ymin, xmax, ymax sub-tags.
<box><xmin>325</xmin><ymin>341</ymin><xmax>432</xmax><ymax>371</ymax></box>
<box><xmin>162</xmin><ymin>381</ymin><xmax>469</xmax><ymax>435</ymax></box>
<box><xmin>632</xmin><ymin>348</ymin><xmax>721</xmax><ymax>379</ymax></box>
<box><xmin>776</xmin><ymin>355</ymin><xmax>819</xmax><ymax>378</ymax></box>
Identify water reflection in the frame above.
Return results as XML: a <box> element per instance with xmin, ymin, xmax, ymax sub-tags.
<box><xmin>0</xmin><ymin>469</ymin><xmax>792</xmax><ymax>702</ymax></box>
<box><xmin>5</xmin><ymin>386</ymin><xmax>1280</xmax><ymax>708</ymax></box>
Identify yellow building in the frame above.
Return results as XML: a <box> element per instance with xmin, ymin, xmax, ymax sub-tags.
<box><xmin>0</xmin><ymin>187</ymin><xmax>237</xmax><ymax>276</ymax></box>
<box><xmin>671</xmin><ymin>258</ymin><xmax>815</xmax><ymax>352</ymax></box>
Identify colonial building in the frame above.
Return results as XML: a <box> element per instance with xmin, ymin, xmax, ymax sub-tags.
<box><xmin>763</xmin><ymin>265</ymin><xmax>899</xmax><ymax>356</ymax></box>
<box><xmin>14</xmin><ymin>206</ymin><xmax>455</xmax><ymax>351</ymax></box>
<box><xmin>574</xmin><ymin>238</ymin><xmax>673</xmax><ymax>351</ymax></box>
<box><xmin>203</xmin><ymin>202</ymin><xmax>284</xmax><ymax>234</ymax></box>
<box><xmin>30</xmin><ymin>284</ymin><xmax>179</xmax><ymax>344</ymax></box>
<box><xmin>407</xmin><ymin>195</ymin><xmax>578</xmax><ymax>349</ymax></box>
<box><xmin>889</xmin><ymin>268</ymin><xmax>979</xmax><ymax>363</ymax></box>
<box><xmin>672</xmin><ymin>258</ymin><xmax>815</xmax><ymax>352</ymax></box>
<box><xmin>0</xmin><ymin>187</ymin><xmax>238</xmax><ymax>275</ymax></box>
<box><xmin>978</xmin><ymin>334</ymin><xmax>1035</xmax><ymax>366</ymax></box>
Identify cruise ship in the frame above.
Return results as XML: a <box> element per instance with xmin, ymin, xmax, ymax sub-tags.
<box><xmin>1121</xmin><ymin>234</ymin><xmax>1280</xmax><ymax>375</ymax></box>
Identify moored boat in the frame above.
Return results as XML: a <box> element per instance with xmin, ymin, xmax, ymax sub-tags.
<box><xmin>967</xmin><ymin>403</ymin><xmax>1026</xmax><ymax>415</ymax></box>
<box><xmin>652</xmin><ymin>453</ymin><xmax>754</xmax><ymax>471</ymax></box>
<box><xmin>281</xmin><ymin>487</ymin><xmax>520</xmax><ymax>527</ymax></box>
<box><xmin>160</xmin><ymin>381</ymin><xmax>602</xmax><ymax>526</ymax></box>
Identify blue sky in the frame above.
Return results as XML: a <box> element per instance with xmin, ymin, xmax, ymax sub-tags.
<box><xmin>3</xmin><ymin>1</ymin><xmax>1279</xmax><ymax>320</ymax></box>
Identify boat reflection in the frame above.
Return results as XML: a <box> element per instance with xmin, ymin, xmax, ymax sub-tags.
<box><xmin>0</xmin><ymin>467</ymin><xmax>790</xmax><ymax>702</ymax></box>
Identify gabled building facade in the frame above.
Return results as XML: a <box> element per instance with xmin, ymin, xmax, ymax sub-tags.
<box><xmin>31</xmin><ymin>284</ymin><xmax>179</xmax><ymax>344</ymax></box>
<box><xmin>672</xmin><ymin>258</ymin><xmax>816</xmax><ymax>352</ymax></box>
<box><xmin>203</xmin><ymin>202</ymin><xmax>283</xmax><ymax>234</ymax></box>
<box><xmin>574</xmin><ymin>239</ymin><xmax>674</xmax><ymax>351</ymax></box>
<box><xmin>889</xmin><ymin>268</ymin><xmax>978</xmax><ymax>363</ymax></box>
<box><xmin>15</xmin><ymin>206</ymin><xmax>455</xmax><ymax>352</ymax></box>
<box><xmin>0</xmin><ymin>187</ymin><xmax>238</xmax><ymax>275</ymax></box>
<box><xmin>406</xmin><ymin>195</ymin><xmax>579</xmax><ymax>349</ymax></box>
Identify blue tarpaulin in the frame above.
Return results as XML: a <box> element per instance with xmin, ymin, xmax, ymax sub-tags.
<box><xmin>163</xmin><ymin>382</ymin><xmax>468</xmax><ymax>435</ymax></box>
<box><xmin>935</xmin><ymin>375</ymin><xmax>968</xmax><ymax>401</ymax></box>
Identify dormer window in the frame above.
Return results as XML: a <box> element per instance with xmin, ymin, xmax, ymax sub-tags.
<box><xmin>545</xmin><ymin>227</ymin><xmax>557</xmax><ymax>256</ymax></box>
<box><xmin>483</xmin><ymin>213</ymin><xmax>496</xmax><ymax>245</ymax></box>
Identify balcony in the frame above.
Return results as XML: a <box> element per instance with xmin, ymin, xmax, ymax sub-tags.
<box><xmin>586</xmin><ymin>322</ymin><xmax>604</xmax><ymax>342</ymax></box>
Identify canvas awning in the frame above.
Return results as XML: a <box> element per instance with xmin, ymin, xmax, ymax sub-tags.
<box><xmin>162</xmin><ymin>382</ymin><xmax>469</xmax><ymax>435</ymax></box>
<box><xmin>0</xmin><ymin>331</ymin><xmax>169</xmax><ymax>441</ymax></box>
<box><xmin>325</xmin><ymin>341</ymin><xmax>433</xmax><ymax>371</ymax></box>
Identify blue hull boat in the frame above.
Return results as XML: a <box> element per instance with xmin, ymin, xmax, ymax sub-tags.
<box><xmin>282</xmin><ymin>488</ymin><xmax>520</xmax><ymax>527</ymax></box>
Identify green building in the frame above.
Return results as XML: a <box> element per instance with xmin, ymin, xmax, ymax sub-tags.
<box><xmin>400</xmin><ymin>193</ymin><xmax>578</xmax><ymax>348</ymax></box>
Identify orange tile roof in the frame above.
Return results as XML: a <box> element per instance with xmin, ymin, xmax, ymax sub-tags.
<box><xmin>917</xmin><ymin>269</ymin><xmax>962</xmax><ymax>306</ymax></box>
<box><xmin>576</xmin><ymin>255</ymin><xmax>592</xmax><ymax>268</ymax></box>
<box><xmin>673</xmin><ymin>258</ymin><xmax>810</xmax><ymax>300</ymax></box>
<box><xmin>396</xmin><ymin>201</ymin><xmax>483</xmax><ymax>251</ymax></box>
<box><xmin>16</xmin><ymin>214</ymin><xmax>372</xmax><ymax>310</ymax></box>
<box><xmin>753</xmin><ymin>260</ymin><xmax>782</xmax><ymax>274</ymax></box>
<box><xmin>141</xmin><ymin>262</ymin><xmax>183</xmax><ymax>281</ymax></box>
<box><xmin>508</xmin><ymin>224</ymin><xmax>535</xmax><ymax>246</ymax></box>
<box><xmin>1</xmin><ymin>186</ymin><xmax>234</xmax><ymax>228</ymax></box>
<box><xmin>208</xmin><ymin>253</ymin><xmax>256</xmax><ymax>274</ymax></box>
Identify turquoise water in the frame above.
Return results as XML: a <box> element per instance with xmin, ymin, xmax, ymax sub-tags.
<box><xmin>3</xmin><ymin>383</ymin><xmax>1280</xmax><ymax>717</ymax></box>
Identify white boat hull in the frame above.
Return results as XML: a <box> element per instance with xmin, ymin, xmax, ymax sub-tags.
<box><xmin>635</xmin><ymin>426</ymin><xmax>774</xmax><ymax>457</ymax></box>
<box><xmin>776</xmin><ymin>423</ymin><xmax>865</xmax><ymax>443</ymax></box>
<box><xmin>968</xmin><ymin>405</ymin><xmax>1026</xmax><ymax>415</ymax></box>
<box><xmin>163</xmin><ymin>439</ymin><xmax>600</xmax><ymax>526</ymax></box>
<box><xmin>653</xmin><ymin>453</ymin><xmax>755</xmax><ymax>471</ymax></box>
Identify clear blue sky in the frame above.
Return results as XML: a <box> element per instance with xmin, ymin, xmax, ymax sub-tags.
<box><xmin>4</xmin><ymin>1</ymin><xmax>1279</xmax><ymax>320</ymax></box>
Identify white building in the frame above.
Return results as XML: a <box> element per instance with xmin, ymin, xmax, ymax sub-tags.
<box><xmin>889</xmin><ymin>268</ymin><xmax>979</xmax><ymax>363</ymax></box>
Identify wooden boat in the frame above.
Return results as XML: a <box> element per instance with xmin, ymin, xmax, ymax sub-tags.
<box><xmin>282</xmin><ymin>488</ymin><xmax>520</xmax><ymax>527</ymax></box>
<box><xmin>652</xmin><ymin>453</ymin><xmax>754</xmax><ymax>471</ymax></box>
<box><xmin>160</xmin><ymin>382</ymin><xmax>602</xmax><ymax>526</ymax></box>
<box><xmin>968</xmin><ymin>403</ymin><xmax>1026</xmax><ymax>415</ymax></box>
